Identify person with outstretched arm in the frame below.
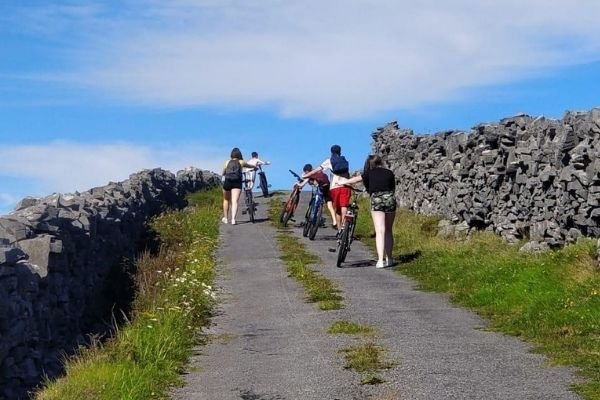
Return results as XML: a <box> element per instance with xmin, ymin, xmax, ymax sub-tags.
<box><xmin>339</xmin><ymin>155</ymin><xmax>396</xmax><ymax>268</ymax></box>
<box><xmin>303</xmin><ymin>145</ymin><xmax>351</xmax><ymax>233</ymax></box>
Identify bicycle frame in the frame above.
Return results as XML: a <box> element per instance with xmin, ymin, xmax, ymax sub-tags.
<box><xmin>303</xmin><ymin>184</ymin><xmax>325</xmax><ymax>239</ymax></box>
<box><xmin>280</xmin><ymin>170</ymin><xmax>304</xmax><ymax>226</ymax></box>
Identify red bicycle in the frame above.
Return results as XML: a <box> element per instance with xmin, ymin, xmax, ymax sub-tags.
<box><xmin>279</xmin><ymin>170</ymin><xmax>304</xmax><ymax>227</ymax></box>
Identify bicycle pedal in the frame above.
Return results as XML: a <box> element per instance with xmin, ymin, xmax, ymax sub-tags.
<box><xmin>242</xmin><ymin>210</ymin><xmax>247</xmax><ymax>215</ymax></box>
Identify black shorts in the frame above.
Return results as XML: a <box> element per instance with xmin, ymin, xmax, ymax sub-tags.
<box><xmin>223</xmin><ymin>179</ymin><xmax>242</xmax><ymax>191</ymax></box>
<box><xmin>320</xmin><ymin>185</ymin><xmax>331</xmax><ymax>202</ymax></box>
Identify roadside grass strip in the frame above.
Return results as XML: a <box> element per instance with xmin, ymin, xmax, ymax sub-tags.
<box><xmin>37</xmin><ymin>189</ymin><xmax>221</xmax><ymax>400</ymax></box>
<box><xmin>269</xmin><ymin>198</ymin><xmax>343</xmax><ymax>311</ymax></box>
<box><xmin>354</xmin><ymin>201</ymin><xmax>600</xmax><ymax>399</ymax></box>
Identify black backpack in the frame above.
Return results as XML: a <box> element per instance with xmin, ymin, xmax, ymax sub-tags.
<box><xmin>330</xmin><ymin>154</ymin><xmax>349</xmax><ymax>175</ymax></box>
<box><xmin>224</xmin><ymin>159</ymin><xmax>242</xmax><ymax>181</ymax></box>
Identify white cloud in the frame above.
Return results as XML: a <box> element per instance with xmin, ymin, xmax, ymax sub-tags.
<box><xmin>0</xmin><ymin>141</ymin><xmax>224</xmax><ymax>211</ymax></box>
<box><xmin>11</xmin><ymin>1</ymin><xmax>600</xmax><ymax>119</ymax></box>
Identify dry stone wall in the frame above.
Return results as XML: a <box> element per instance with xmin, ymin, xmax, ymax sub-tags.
<box><xmin>372</xmin><ymin>108</ymin><xmax>600</xmax><ymax>251</ymax></box>
<box><xmin>0</xmin><ymin>167</ymin><xmax>219</xmax><ymax>399</ymax></box>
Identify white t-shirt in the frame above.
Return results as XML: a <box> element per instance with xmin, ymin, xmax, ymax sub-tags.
<box><xmin>320</xmin><ymin>158</ymin><xmax>346</xmax><ymax>189</ymax></box>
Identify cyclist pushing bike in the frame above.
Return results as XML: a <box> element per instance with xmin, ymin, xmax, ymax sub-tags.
<box><xmin>338</xmin><ymin>155</ymin><xmax>397</xmax><ymax>269</ymax></box>
<box><xmin>296</xmin><ymin>164</ymin><xmax>330</xmax><ymax>239</ymax></box>
<box><xmin>302</xmin><ymin>145</ymin><xmax>350</xmax><ymax>234</ymax></box>
<box><xmin>243</xmin><ymin>152</ymin><xmax>271</xmax><ymax>193</ymax></box>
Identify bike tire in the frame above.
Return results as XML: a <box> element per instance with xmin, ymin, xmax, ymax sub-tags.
<box><xmin>303</xmin><ymin>199</ymin><xmax>314</xmax><ymax>237</ymax></box>
<box><xmin>336</xmin><ymin>224</ymin><xmax>350</xmax><ymax>267</ymax></box>
<box><xmin>247</xmin><ymin>192</ymin><xmax>255</xmax><ymax>223</ymax></box>
<box><xmin>308</xmin><ymin>203</ymin><xmax>323</xmax><ymax>240</ymax></box>
<box><xmin>259</xmin><ymin>172</ymin><xmax>269</xmax><ymax>198</ymax></box>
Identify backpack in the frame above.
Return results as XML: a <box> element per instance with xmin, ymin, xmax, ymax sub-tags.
<box><xmin>224</xmin><ymin>159</ymin><xmax>242</xmax><ymax>181</ymax></box>
<box><xmin>330</xmin><ymin>154</ymin><xmax>349</xmax><ymax>175</ymax></box>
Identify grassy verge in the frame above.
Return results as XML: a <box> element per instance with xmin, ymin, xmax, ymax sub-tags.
<box><xmin>354</xmin><ymin>201</ymin><xmax>600</xmax><ymax>398</ymax></box>
<box><xmin>268</xmin><ymin>197</ymin><xmax>343</xmax><ymax>310</ymax></box>
<box><xmin>37</xmin><ymin>189</ymin><xmax>222</xmax><ymax>400</ymax></box>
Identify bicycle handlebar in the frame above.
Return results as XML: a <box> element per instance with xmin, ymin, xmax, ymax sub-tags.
<box><xmin>289</xmin><ymin>169</ymin><xmax>304</xmax><ymax>182</ymax></box>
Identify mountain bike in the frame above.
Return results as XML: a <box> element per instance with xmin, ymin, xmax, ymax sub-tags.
<box><xmin>242</xmin><ymin>176</ymin><xmax>256</xmax><ymax>223</ymax></box>
<box><xmin>303</xmin><ymin>184</ymin><xmax>325</xmax><ymax>240</ymax></box>
<box><xmin>280</xmin><ymin>170</ymin><xmax>304</xmax><ymax>227</ymax></box>
<box><xmin>336</xmin><ymin>186</ymin><xmax>363</xmax><ymax>267</ymax></box>
<box><xmin>256</xmin><ymin>164</ymin><xmax>271</xmax><ymax>198</ymax></box>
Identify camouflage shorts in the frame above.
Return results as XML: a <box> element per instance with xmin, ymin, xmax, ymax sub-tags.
<box><xmin>370</xmin><ymin>191</ymin><xmax>397</xmax><ymax>213</ymax></box>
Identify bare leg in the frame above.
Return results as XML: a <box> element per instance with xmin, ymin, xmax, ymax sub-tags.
<box><xmin>337</xmin><ymin>206</ymin><xmax>348</xmax><ymax>230</ymax></box>
<box><xmin>371</xmin><ymin>211</ymin><xmax>386</xmax><ymax>263</ymax></box>
<box><xmin>222</xmin><ymin>189</ymin><xmax>231</xmax><ymax>221</ymax></box>
<box><xmin>384</xmin><ymin>212</ymin><xmax>396</xmax><ymax>262</ymax></box>
<box><xmin>327</xmin><ymin>201</ymin><xmax>336</xmax><ymax>227</ymax></box>
<box><xmin>231</xmin><ymin>188</ymin><xmax>242</xmax><ymax>222</ymax></box>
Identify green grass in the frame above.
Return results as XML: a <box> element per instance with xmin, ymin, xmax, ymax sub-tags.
<box><xmin>268</xmin><ymin>197</ymin><xmax>344</xmax><ymax>310</ymax></box>
<box><xmin>37</xmin><ymin>189</ymin><xmax>222</xmax><ymax>400</ymax></box>
<box><xmin>339</xmin><ymin>342</ymin><xmax>393</xmax><ymax>381</ymax></box>
<box><xmin>328</xmin><ymin>320</ymin><xmax>376</xmax><ymax>336</ymax></box>
<box><xmin>354</xmin><ymin>200</ymin><xmax>600</xmax><ymax>399</ymax></box>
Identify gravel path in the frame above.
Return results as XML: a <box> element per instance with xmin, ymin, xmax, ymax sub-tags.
<box><xmin>173</xmin><ymin>192</ymin><xmax>582</xmax><ymax>400</ymax></box>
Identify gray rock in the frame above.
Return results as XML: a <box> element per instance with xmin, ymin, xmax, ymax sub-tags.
<box><xmin>519</xmin><ymin>241</ymin><xmax>550</xmax><ymax>253</ymax></box>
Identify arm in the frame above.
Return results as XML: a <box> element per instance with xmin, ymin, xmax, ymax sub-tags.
<box><xmin>302</xmin><ymin>167</ymin><xmax>323</xmax><ymax>179</ymax></box>
<box><xmin>338</xmin><ymin>175</ymin><xmax>363</xmax><ymax>186</ymax></box>
<box><xmin>296</xmin><ymin>178</ymin><xmax>310</xmax><ymax>189</ymax></box>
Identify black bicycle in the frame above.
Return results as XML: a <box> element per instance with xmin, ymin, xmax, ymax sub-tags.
<box><xmin>336</xmin><ymin>187</ymin><xmax>363</xmax><ymax>267</ymax></box>
<box><xmin>242</xmin><ymin>177</ymin><xmax>256</xmax><ymax>223</ymax></box>
<box><xmin>280</xmin><ymin>170</ymin><xmax>304</xmax><ymax>227</ymax></box>
<box><xmin>256</xmin><ymin>164</ymin><xmax>270</xmax><ymax>198</ymax></box>
<box><xmin>303</xmin><ymin>184</ymin><xmax>325</xmax><ymax>240</ymax></box>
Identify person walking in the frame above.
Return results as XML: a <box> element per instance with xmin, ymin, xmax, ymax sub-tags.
<box><xmin>222</xmin><ymin>148</ymin><xmax>254</xmax><ymax>225</ymax></box>
<box><xmin>340</xmin><ymin>155</ymin><xmax>396</xmax><ymax>268</ymax></box>
<box><xmin>243</xmin><ymin>151</ymin><xmax>270</xmax><ymax>191</ymax></box>
<box><xmin>303</xmin><ymin>145</ymin><xmax>351</xmax><ymax>232</ymax></box>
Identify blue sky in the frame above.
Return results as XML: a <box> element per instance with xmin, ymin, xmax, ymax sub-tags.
<box><xmin>1</xmin><ymin>1</ymin><xmax>600</xmax><ymax>214</ymax></box>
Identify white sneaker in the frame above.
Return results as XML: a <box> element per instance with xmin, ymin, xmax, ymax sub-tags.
<box><xmin>385</xmin><ymin>257</ymin><xmax>394</xmax><ymax>267</ymax></box>
<box><xmin>375</xmin><ymin>260</ymin><xmax>385</xmax><ymax>269</ymax></box>
<box><xmin>221</xmin><ymin>217</ymin><xmax>228</xmax><ymax>224</ymax></box>
<box><xmin>231</xmin><ymin>219</ymin><xmax>236</xmax><ymax>225</ymax></box>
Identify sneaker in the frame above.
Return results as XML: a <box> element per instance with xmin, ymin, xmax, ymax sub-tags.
<box><xmin>375</xmin><ymin>260</ymin><xmax>385</xmax><ymax>269</ymax></box>
<box><xmin>231</xmin><ymin>219</ymin><xmax>236</xmax><ymax>225</ymax></box>
<box><xmin>221</xmin><ymin>217</ymin><xmax>228</xmax><ymax>224</ymax></box>
<box><xmin>385</xmin><ymin>257</ymin><xmax>394</xmax><ymax>267</ymax></box>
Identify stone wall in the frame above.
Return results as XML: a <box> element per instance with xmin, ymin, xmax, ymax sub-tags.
<box><xmin>0</xmin><ymin>167</ymin><xmax>220</xmax><ymax>399</ymax></box>
<box><xmin>371</xmin><ymin>108</ymin><xmax>600</xmax><ymax>251</ymax></box>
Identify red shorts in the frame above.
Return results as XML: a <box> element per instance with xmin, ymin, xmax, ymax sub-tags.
<box><xmin>330</xmin><ymin>187</ymin><xmax>351</xmax><ymax>212</ymax></box>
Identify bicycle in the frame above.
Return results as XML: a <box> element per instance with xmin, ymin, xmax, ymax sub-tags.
<box><xmin>256</xmin><ymin>164</ymin><xmax>271</xmax><ymax>198</ymax></box>
<box><xmin>302</xmin><ymin>183</ymin><xmax>325</xmax><ymax>240</ymax></box>
<box><xmin>242</xmin><ymin>176</ymin><xmax>256</xmax><ymax>223</ymax></box>
<box><xmin>336</xmin><ymin>186</ymin><xmax>363</xmax><ymax>268</ymax></box>
<box><xmin>280</xmin><ymin>170</ymin><xmax>304</xmax><ymax>227</ymax></box>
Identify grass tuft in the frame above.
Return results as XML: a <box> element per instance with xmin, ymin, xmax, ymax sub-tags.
<box><xmin>354</xmin><ymin>199</ymin><xmax>600</xmax><ymax>399</ymax></box>
<box><xmin>339</xmin><ymin>342</ymin><xmax>394</xmax><ymax>373</ymax></box>
<box><xmin>328</xmin><ymin>320</ymin><xmax>375</xmax><ymax>336</ymax></box>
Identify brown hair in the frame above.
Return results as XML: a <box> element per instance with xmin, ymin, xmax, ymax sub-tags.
<box><xmin>230</xmin><ymin>147</ymin><xmax>243</xmax><ymax>160</ymax></box>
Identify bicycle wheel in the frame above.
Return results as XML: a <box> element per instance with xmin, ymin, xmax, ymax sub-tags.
<box><xmin>336</xmin><ymin>223</ymin><xmax>350</xmax><ymax>267</ymax></box>
<box><xmin>259</xmin><ymin>172</ymin><xmax>269</xmax><ymax>198</ymax></box>
<box><xmin>308</xmin><ymin>202</ymin><xmax>323</xmax><ymax>240</ymax></box>
<box><xmin>247</xmin><ymin>191</ymin><xmax>255</xmax><ymax>223</ymax></box>
<box><xmin>303</xmin><ymin>199</ymin><xmax>314</xmax><ymax>237</ymax></box>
